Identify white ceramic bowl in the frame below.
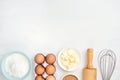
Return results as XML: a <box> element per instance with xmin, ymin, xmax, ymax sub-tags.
<box><xmin>61</xmin><ymin>73</ymin><xmax>79</xmax><ymax>80</ymax></box>
<box><xmin>58</xmin><ymin>48</ymin><xmax>81</xmax><ymax>71</ymax></box>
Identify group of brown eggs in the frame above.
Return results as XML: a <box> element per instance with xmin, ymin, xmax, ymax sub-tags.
<box><xmin>34</xmin><ymin>53</ymin><xmax>56</xmax><ymax>80</ymax></box>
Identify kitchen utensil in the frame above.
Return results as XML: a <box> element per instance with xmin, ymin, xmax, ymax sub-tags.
<box><xmin>98</xmin><ymin>49</ymin><xmax>116</xmax><ymax>80</ymax></box>
<box><xmin>83</xmin><ymin>48</ymin><xmax>97</xmax><ymax>80</ymax></box>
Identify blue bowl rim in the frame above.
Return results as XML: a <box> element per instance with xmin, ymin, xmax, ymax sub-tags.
<box><xmin>1</xmin><ymin>51</ymin><xmax>31</xmax><ymax>80</ymax></box>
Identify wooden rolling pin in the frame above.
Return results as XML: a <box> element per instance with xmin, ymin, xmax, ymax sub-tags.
<box><xmin>83</xmin><ymin>48</ymin><xmax>97</xmax><ymax>80</ymax></box>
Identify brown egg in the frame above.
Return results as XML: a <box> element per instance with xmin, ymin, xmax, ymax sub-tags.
<box><xmin>46</xmin><ymin>65</ymin><xmax>56</xmax><ymax>75</ymax></box>
<box><xmin>46</xmin><ymin>54</ymin><xmax>56</xmax><ymax>64</ymax></box>
<box><xmin>35</xmin><ymin>53</ymin><xmax>45</xmax><ymax>64</ymax></box>
<box><xmin>35</xmin><ymin>76</ymin><xmax>44</xmax><ymax>80</ymax></box>
<box><xmin>46</xmin><ymin>75</ymin><xmax>56</xmax><ymax>80</ymax></box>
<box><xmin>35</xmin><ymin>65</ymin><xmax>45</xmax><ymax>75</ymax></box>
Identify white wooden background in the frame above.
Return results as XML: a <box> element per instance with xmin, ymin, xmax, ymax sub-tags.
<box><xmin>0</xmin><ymin>0</ymin><xmax>120</xmax><ymax>80</ymax></box>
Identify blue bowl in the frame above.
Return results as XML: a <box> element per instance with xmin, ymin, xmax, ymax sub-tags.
<box><xmin>1</xmin><ymin>51</ymin><xmax>31</xmax><ymax>80</ymax></box>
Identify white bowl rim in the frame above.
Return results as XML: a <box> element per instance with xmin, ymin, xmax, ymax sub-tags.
<box><xmin>61</xmin><ymin>73</ymin><xmax>80</xmax><ymax>80</ymax></box>
<box><xmin>58</xmin><ymin>48</ymin><xmax>81</xmax><ymax>71</ymax></box>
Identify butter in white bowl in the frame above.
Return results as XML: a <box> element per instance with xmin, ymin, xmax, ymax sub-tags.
<box><xmin>58</xmin><ymin>48</ymin><xmax>80</xmax><ymax>71</ymax></box>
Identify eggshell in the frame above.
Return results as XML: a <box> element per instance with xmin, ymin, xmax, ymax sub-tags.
<box><xmin>46</xmin><ymin>54</ymin><xmax>56</xmax><ymax>64</ymax></box>
<box><xmin>35</xmin><ymin>76</ymin><xmax>44</xmax><ymax>80</ymax></box>
<box><xmin>35</xmin><ymin>65</ymin><xmax>45</xmax><ymax>75</ymax></box>
<box><xmin>35</xmin><ymin>53</ymin><xmax>45</xmax><ymax>64</ymax></box>
<box><xmin>46</xmin><ymin>75</ymin><xmax>56</xmax><ymax>80</ymax></box>
<box><xmin>46</xmin><ymin>65</ymin><xmax>56</xmax><ymax>75</ymax></box>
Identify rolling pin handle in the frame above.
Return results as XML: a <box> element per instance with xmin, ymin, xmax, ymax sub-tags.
<box><xmin>87</xmin><ymin>48</ymin><xmax>93</xmax><ymax>68</ymax></box>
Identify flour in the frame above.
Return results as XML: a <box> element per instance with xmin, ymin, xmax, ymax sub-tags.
<box><xmin>5</xmin><ymin>53</ymin><xmax>29</xmax><ymax>78</ymax></box>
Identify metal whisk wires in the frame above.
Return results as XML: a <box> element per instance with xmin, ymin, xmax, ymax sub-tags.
<box><xmin>98</xmin><ymin>49</ymin><xmax>116</xmax><ymax>80</ymax></box>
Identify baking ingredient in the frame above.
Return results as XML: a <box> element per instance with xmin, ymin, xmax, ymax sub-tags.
<box><xmin>46</xmin><ymin>54</ymin><xmax>56</xmax><ymax>64</ymax></box>
<box><xmin>35</xmin><ymin>76</ymin><xmax>44</xmax><ymax>80</ymax></box>
<box><xmin>62</xmin><ymin>74</ymin><xmax>78</xmax><ymax>80</ymax></box>
<box><xmin>60</xmin><ymin>48</ymin><xmax>80</xmax><ymax>70</ymax></box>
<box><xmin>46</xmin><ymin>65</ymin><xmax>56</xmax><ymax>75</ymax></box>
<box><xmin>5</xmin><ymin>53</ymin><xmax>29</xmax><ymax>78</ymax></box>
<box><xmin>98</xmin><ymin>49</ymin><xmax>116</xmax><ymax>80</ymax></box>
<box><xmin>46</xmin><ymin>75</ymin><xmax>56</xmax><ymax>80</ymax></box>
<box><xmin>35</xmin><ymin>65</ymin><xmax>45</xmax><ymax>75</ymax></box>
<box><xmin>35</xmin><ymin>54</ymin><xmax>45</xmax><ymax>64</ymax></box>
<box><xmin>83</xmin><ymin>48</ymin><xmax>97</xmax><ymax>80</ymax></box>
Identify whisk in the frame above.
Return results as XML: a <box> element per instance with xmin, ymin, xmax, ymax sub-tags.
<box><xmin>98</xmin><ymin>49</ymin><xmax>116</xmax><ymax>80</ymax></box>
